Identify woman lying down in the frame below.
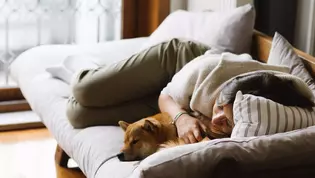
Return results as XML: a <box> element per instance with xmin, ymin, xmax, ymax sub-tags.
<box><xmin>65</xmin><ymin>39</ymin><xmax>315</xmax><ymax>161</ymax></box>
<box><xmin>118</xmin><ymin>70</ymin><xmax>315</xmax><ymax>161</ymax></box>
<box><xmin>117</xmin><ymin>54</ymin><xmax>315</xmax><ymax>161</ymax></box>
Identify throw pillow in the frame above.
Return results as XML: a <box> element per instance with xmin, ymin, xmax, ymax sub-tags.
<box><xmin>141</xmin><ymin>4</ymin><xmax>255</xmax><ymax>54</ymax></box>
<box><xmin>232</xmin><ymin>91</ymin><xmax>315</xmax><ymax>138</ymax></box>
<box><xmin>268</xmin><ymin>32</ymin><xmax>315</xmax><ymax>99</ymax></box>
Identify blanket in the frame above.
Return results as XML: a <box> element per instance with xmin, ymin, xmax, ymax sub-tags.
<box><xmin>161</xmin><ymin>52</ymin><xmax>315</xmax><ymax>118</ymax></box>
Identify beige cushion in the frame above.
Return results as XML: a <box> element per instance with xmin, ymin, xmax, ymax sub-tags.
<box><xmin>142</xmin><ymin>4</ymin><xmax>255</xmax><ymax>54</ymax></box>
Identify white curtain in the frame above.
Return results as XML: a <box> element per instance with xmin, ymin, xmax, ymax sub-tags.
<box><xmin>0</xmin><ymin>0</ymin><xmax>122</xmax><ymax>86</ymax></box>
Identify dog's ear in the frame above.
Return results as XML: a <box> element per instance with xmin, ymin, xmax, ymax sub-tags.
<box><xmin>118</xmin><ymin>121</ymin><xmax>129</xmax><ymax>131</ymax></box>
<box><xmin>143</xmin><ymin>120</ymin><xmax>157</xmax><ymax>133</ymax></box>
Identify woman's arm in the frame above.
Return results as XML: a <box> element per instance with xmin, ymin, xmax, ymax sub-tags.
<box><xmin>158</xmin><ymin>93</ymin><xmax>187</xmax><ymax>119</ymax></box>
<box><xmin>159</xmin><ymin>93</ymin><xmax>207</xmax><ymax>143</ymax></box>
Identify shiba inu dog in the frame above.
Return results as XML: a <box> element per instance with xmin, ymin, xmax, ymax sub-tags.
<box><xmin>118</xmin><ymin>113</ymin><xmax>177</xmax><ymax>161</ymax></box>
<box><xmin>117</xmin><ymin>113</ymin><xmax>221</xmax><ymax>161</ymax></box>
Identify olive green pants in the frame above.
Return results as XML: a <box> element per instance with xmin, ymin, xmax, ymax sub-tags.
<box><xmin>67</xmin><ymin>39</ymin><xmax>209</xmax><ymax>128</ymax></box>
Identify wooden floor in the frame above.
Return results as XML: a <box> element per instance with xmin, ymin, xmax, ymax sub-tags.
<box><xmin>0</xmin><ymin>128</ymin><xmax>86</xmax><ymax>178</ymax></box>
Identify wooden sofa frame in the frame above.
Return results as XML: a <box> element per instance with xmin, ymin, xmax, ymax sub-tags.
<box><xmin>55</xmin><ymin>31</ymin><xmax>315</xmax><ymax>172</ymax></box>
<box><xmin>252</xmin><ymin>31</ymin><xmax>315</xmax><ymax>71</ymax></box>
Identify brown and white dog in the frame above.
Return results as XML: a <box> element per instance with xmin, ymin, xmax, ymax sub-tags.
<box><xmin>117</xmin><ymin>113</ymin><xmax>229</xmax><ymax>161</ymax></box>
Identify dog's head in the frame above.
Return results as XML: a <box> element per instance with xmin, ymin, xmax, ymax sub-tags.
<box><xmin>118</xmin><ymin>118</ymin><xmax>162</xmax><ymax>161</ymax></box>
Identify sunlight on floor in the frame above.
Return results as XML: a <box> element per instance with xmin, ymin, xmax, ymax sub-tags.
<box><xmin>0</xmin><ymin>111</ymin><xmax>41</xmax><ymax>125</ymax></box>
<box><xmin>0</xmin><ymin>138</ymin><xmax>58</xmax><ymax>178</ymax></box>
<box><xmin>0</xmin><ymin>128</ymin><xmax>84</xmax><ymax>178</ymax></box>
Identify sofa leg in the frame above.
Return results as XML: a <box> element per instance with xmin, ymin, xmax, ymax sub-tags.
<box><xmin>55</xmin><ymin>145</ymin><xmax>70</xmax><ymax>168</ymax></box>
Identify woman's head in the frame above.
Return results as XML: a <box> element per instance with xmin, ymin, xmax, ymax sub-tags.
<box><xmin>217</xmin><ymin>72</ymin><xmax>314</xmax><ymax>107</ymax></box>
<box><xmin>209</xmin><ymin>72</ymin><xmax>315</xmax><ymax>137</ymax></box>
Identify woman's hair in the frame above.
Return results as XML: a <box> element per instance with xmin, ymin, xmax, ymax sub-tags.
<box><xmin>215</xmin><ymin>72</ymin><xmax>314</xmax><ymax>108</ymax></box>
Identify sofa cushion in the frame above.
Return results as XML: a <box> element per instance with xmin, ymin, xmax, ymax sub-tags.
<box><xmin>232</xmin><ymin>91</ymin><xmax>315</xmax><ymax>138</ymax></box>
<box><xmin>142</xmin><ymin>4</ymin><xmax>255</xmax><ymax>54</ymax></box>
<box><xmin>268</xmin><ymin>32</ymin><xmax>315</xmax><ymax>99</ymax></box>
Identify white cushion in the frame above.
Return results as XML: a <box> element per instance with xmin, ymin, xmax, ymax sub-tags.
<box><xmin>232</xmin><ymin>91</ymin><xmax>315</xmax><ymax>138</ymax></box>
<box><xmin>46</xmin><ymin>55</ymin><xmax>99</xmax><ymax>84</ymax></box>
<box><xmin>45</xmin><ymin>64</ymin><xmax>73</xmax><ymax>84</ymax></box>
<box><xmin>142</xmin><ymin>4</ymin><xmax>255</xmax><ymax>54</ymax></box>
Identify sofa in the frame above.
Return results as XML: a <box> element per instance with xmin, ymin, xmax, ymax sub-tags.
<box><xmin>10</xmin><ymin>4</ymin><xmax>315</xmax><ymax>178</ymax></box>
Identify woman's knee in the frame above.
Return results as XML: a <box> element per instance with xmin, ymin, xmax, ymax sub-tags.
<box><xmin>66</xmin><ymin>94</ymin><xmax>160</xmax><ymax>128</ymax></box>
<box><xmin>67</xmin><ymin>96</ymin><xmax>93</xmax><ymax>128</ymax></box>
<box><xmin>71</xmin><ymin>68</ymin><xmax>106</xmax><ymax>107</ymax></box>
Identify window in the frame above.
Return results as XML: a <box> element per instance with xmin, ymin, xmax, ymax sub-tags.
<box><xmin>0</xmin><ymin>0</ymin><xmax>122</xmax><ymax>86</ymax></box>
<box><xmin>0</xmin><ymin>0</ymin><xmax>123</xmax><ymax>130</ymax></box>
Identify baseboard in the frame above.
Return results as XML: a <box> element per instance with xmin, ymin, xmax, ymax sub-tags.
<box><xmin>0</xmin><ymin>121</ymin><xmax>44</xmax><ymax>131</ymax></box>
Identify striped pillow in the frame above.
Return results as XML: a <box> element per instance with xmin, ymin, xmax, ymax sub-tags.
<box><xmin>231</xmin><ymin>91</ymin><xmax>315</xmax><ymax>138</ymax></box>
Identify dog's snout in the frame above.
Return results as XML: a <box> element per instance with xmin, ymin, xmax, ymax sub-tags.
<box><xmin>117</xmin><ymin>152</ymin><xmax>125</xmax><ymax>161</ymax></box>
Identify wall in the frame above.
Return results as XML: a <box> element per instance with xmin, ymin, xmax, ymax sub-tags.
<box><xmin>237</xmin><ymin>0</ymin><xmax>254</xmax><ymax>6</ymax></box>
<box><xmin>171</xmin><ymin>0</ymin><xmax>253</xmax><ymax>12</ymax></box>
<box><xmin>187</xmin><ymin>0</ymin><xmax>223</xmax><ymax>11</ymax></box>
<box><xmin>187</xmin><ymin>0</ymin><xmax>253</xmax><ymax>11</ymax></box>
<box><xmin>170</xmin><ymin>0</ymin><xmax>186</xmax><ymax>11</ymax></box>
<box><xmin>294</xmin><ymin>0</ymin><xmax>315</xmax><ymax>55</ymax></box>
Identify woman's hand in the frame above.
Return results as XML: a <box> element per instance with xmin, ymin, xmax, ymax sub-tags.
<box><xmin>175</xmin><ymin>115</ymin><xmax>207</xmax><ymax>144</ymax></box>
<box><xmin>158</xmin><ymin>94</ymin><xmax>207</xmax><ymax>144</ymax></box>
